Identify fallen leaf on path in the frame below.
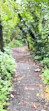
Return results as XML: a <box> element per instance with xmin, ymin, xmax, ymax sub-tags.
<box><xmin>35</xmin><ymin>68</ymin><xmax>41</xmax><ymax>72</ymax></box>
<box><xmin>17</xmin><ymin>76</ymin><xmax>25</xmax><ymax>81</ymax></box>
<box><xmin>45</xmin><ymin>86</ymin><xmax>49</xmax><ymax>101</ymax></box>
<box><xmin>10</xmin><ymin>94</ymin><xmax>14</xmax><ymax>98</ymax></box>
<box><xmin>18</xmin><ymin>81</ymin><xmax>20</xmax><ymax>83</ymax></box>
<box><xmin>24</xmin><ymin>87</ymin><xmax>34</xmax><ymax>90</ymax></box>
<box><xmin>21</xmin><ymin>101</ymin><xmax>28</xmax><ymax>105</ymax></box>
<box><xmin>42</xmin><ymin>78</ymin><xmax>44</xmax><ymax>80</ymax></box>
<box><xmin>32</xmin><ymin>103</ymin><xmax>39</xmax><ymax>109</ymax></box>
<box><xmin>45</xmin><ymin>93</ymin><xmax>49</xmax><ymax>101</ymax></box>
<box><xmin>36</xmin><ymin>93</ymin><xmax>39</xmax><ymax>97</ymax></box>
<box><xmin>45</xmin><ymin>86</ymin><xmax>49</xmax><ymax>93</ymax></box>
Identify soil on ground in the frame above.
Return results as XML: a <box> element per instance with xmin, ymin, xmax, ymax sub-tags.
<box><xmin>7</xmin><ymin>46</ymin><xmax>49</xmax><ymax>111</ymax></box>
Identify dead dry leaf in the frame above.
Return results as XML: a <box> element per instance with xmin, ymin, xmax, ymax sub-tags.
<box><xmin>24</xmin><ymin>87</ymin><xmax>34</xmax><ymax>90</ymax></box>
<box><xmin>21</xmin><ymin>101</ymin><xmax>28</xmax><ymax>105</ymax></box>
<box><xmin>45</xmin><ymin>86</ymin><xmax>49</xmax><ymax>101</ymax></box>
<box><xmin>35</xmin><ymin>68</ymin><xmax>41</xmax><ymax>72</ymax></box>
<box><xmin>36</xmin><ymin>93</ymin><xmax>39</xmax><ymax>97</ymax></box>
<box><xmin>10</xmin><ymin>94</ymin><xmax>14</xmax><ymax>98</ymax></box>
<box><xmin>32</xmin><ymin>103</ymin><xmax>39</xmax><ymax>109</ymax></box>
<box><xmin>17</xmin><ymin>76</ymin><xmax>25</xmax><ymax>81</ymax></box>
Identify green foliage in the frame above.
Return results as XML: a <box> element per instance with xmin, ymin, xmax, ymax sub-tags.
<box><xmin>41</xmin><ymin>57</ymin><xmax>49</xmax><ymax>68</ymax></box>
<box><xmin>42</xmin><ymin>67</ymin><xmax>49</xmax><ymax>85</ymax></box>
<box><xmin>20</xmin><ymin>0</ymin><xmax>49</xmax><ymax>85</ymax></box>
<box><xmin>1</xmin><ymin>0</ymin><xmax>22</xmax><ymax>45</ymax></box>
<box><xmin>0</xmin><ymin>48</ymin><xmax>16</xmax><ymax>111</ymax></box>
<box><xmin>8</xmin><ymin>39</ymin><xmax>23</xmax><ymax>48</ymax></box>
<box><xmin>34</xmin><ymin>55</ymin><xmax>42</xmax><ymax>61</ymax></box>
<box><xmin>41</xmin><ymin>57</ymin><xmax>49</xmax><ymax>84</ymax></box>
<box><xmin>20</xmin><ymin>0</ymin><xmax>49</xmax><ymax>59</ymax></box>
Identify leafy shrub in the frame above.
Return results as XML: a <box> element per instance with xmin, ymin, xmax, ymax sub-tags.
<box><xmin>42</xmin><ymin>67</ymin><xmax>49</xmax><ymax>85</ymax></box>
<box><xmin>4</xmin><ymin>47</ymin><xmax>11</xmax><ymax>55</ymax></box>
<box><xmin>34</xmin><ymin>55</ymin><xmax>42</xmax><ymax>61</ymax></box>
<box><xmin>0</xmin><ymin>48</ymin><xmax>16</xmax><ymax>111</ymax></box>
<box><xmin>8</xmin><ymin>39</ymin><xmax>23</xmax><ymax>48</ymax></box>
<box><xmin>41</xmin><ymin>57</ymin><xmax>49</xmax><ymax>68</ymax></box>
<box><xmin>41</xmin><ymin>57</ymin><xmax>49</xmax><ymax>85</ymax></box>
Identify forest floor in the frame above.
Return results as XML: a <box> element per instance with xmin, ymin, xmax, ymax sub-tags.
<box><xmin>7</xmin><ymin>46</ymin><xmax>49</xmax><ymax>111</ymax></box>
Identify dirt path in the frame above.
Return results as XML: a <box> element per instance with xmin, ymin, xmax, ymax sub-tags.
<box><xmin>8</xmin><ymin>46</ymin><xmax>49</xmax><ymax>111</ymax></box>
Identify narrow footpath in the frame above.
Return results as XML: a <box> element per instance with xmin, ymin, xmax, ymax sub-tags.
<box><xmin>8</xmin><ymin>46</ymin><xmax>49</xmax><ymax>111</ymax></box>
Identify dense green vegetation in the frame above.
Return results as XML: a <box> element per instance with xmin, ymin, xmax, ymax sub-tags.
<box><xmin>0</xmin><ymin>0</ymin><xmax>49</xmax><ymax>110</ymax></box>
<box><xmin>0</xmin><ymin>48</ymin><xmax>16</xmax><ymax>111</ymax></box>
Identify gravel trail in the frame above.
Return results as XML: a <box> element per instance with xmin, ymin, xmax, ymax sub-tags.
<box><xmin>7</xmin><ymin>46</ymin><xmax>49</xmax><ymax>111</ymax></box>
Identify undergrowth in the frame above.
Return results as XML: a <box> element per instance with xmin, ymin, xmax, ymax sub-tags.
<box><xmin>8</xmin><ymin>39</ymin><xmax>23</xmax><ymax>48</ymax></box>
<box><xmin>35</xmin><ymin>56</ymin><xmax>49</xmax><ymax>85</ymax></box>
<box><xmin>41</xmin><ymin>57</ymin><xmax>49</xmax><ymax>85</ymax></box>
<box><xmin>0</xmin><ymin>47</ymin><xmax>16</xmax><ymax>111</ymax></box>
<box><xmin>30</xmin><ymin>53</ymin><xmax>49</xmax><ymax>85</ymax></box>
<box><xmin>42</xmin><ymin>67</ymin><xmax>49</xmax><ymax>85</ymax></box>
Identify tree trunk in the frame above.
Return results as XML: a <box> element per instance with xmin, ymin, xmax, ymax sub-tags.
<box><xmin>0</xmin><ymin>20</ymin><xmax>4</xmax><ymax>52</ymax></box>
<box><xmin>18</xmin><ymin>13</ymin><xmax>35</xmax><ymax>39</ymax></box>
